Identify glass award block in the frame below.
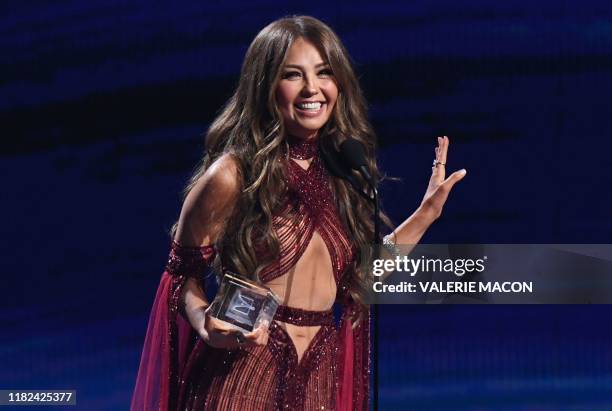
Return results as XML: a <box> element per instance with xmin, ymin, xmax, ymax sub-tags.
<box><xmin>207</xmin><ymin>272</ymin><xmax>280</xmax><ymax>334</ymax></box>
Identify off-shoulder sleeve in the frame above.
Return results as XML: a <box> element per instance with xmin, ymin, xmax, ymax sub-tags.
<box><xmin>166</xmin><ymin>240</ymin><xmax>216</xmax><ymax>279</ymax></box>
<box><xmin>131</xmin><ymin>241</ymin><xmax>216</xmax><ymax>411</ymax></box>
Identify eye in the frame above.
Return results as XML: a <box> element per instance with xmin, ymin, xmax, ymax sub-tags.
<box><xmin>318</xmin><ymin>68</ymin><xmax>333</xmax><ymax>77</ymax></box>
<box><xmin>282</xmin><ymin>71</ymin><xmax>301</xmax><ymax>79</ymax></box>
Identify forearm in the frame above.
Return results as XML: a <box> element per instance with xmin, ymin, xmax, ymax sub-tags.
<box><xmin>180</xmin><ymin>277</ymin><xmax>209</xmax><ymax>333</ymax></box>
<box><xmin>391</xmin><ymin>205</ymin><xmax>435</xmax><ymax>246</ymax></box>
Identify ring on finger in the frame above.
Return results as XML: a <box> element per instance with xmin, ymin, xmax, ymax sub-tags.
<box><xmin>432</xmin><ymin>159</ymin><xmax>446</xmax><ymax>167</ymax></box>
<box><xmin>235</xmin><ymin>333</ymin><xmax>246</xmax><ymax>345</ymax></box>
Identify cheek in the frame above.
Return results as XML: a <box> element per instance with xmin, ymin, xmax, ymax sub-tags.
<box><xmin>276</xmin><ymin>84</ymin><xmax>296</xmax><ymax>111</ymax></box>
<box><xmin>323</xmin><ymin>83</ymin><xmax>339</xmax><ymax>107</ymax></box>
<box><xmin>326</xmin><ymin>93</ymin><xmax>339</xmax><ymax>116</ymax></box>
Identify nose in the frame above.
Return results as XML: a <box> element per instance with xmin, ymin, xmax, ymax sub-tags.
<box><xmin>301</xmin><ymin>74</ymin><xmax>319</xmax><ymax>96</ymax></box>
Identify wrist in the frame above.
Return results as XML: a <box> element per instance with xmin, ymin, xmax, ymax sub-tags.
<box><xmin>391</xmin><ymin>206</ymin><xmax>434</xmax><ymax>246</ymax></box>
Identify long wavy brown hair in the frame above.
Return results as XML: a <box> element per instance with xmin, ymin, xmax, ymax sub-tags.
<box><xmin>172</xmin><ymin>15</ymin><xmax>390</xmax><ymax>309</ymax></box>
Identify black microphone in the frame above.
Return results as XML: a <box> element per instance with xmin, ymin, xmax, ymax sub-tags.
<box><xmin>339</xmin><ymin>138</ymin><xmax>375</xmax><ymax>189</ymax></box>
<box><xmin>320</xmin><ymin>137</ymin><xmax>371</xmax><ymax>202</ymax></box>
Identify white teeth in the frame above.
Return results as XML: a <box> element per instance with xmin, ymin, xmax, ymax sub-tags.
<box><xmin>296</xmin><ymin>102</ymin><xmax>322</xmax><ymax>110</ymax></box>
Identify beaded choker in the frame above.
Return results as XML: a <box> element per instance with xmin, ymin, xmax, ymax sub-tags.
<box><xmin>287</xmin><ymin>137</ymin><xmax>319</xmax><ymax>160</ymax></box>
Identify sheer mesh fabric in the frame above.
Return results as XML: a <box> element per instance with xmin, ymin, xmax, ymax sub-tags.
<box><xmin>178</xmin><ymin>313</ymin><xmax>338</xmax><ymax>410</ymax></box>
<box><xmin>259</xmin><ymin>155</ymin><xmax>354</xmax><ymax>284</ymax></box>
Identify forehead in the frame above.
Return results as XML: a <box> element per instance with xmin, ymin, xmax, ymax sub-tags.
<box><xmin>283</xmin><ymin>38</ymin><xmax>327</xmax><ymax>66</ymax></box>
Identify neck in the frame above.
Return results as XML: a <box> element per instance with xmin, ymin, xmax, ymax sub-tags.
<box><xmin>287</xmin><ymin>135</ymin><xmax>319</xmax><ymax>160</ymax></box>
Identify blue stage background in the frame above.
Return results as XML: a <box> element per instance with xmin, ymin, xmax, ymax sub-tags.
<box><xmin>1</xmin><ymin>1</ymin><xmax>611</xmax><ymax>410</ymax></box>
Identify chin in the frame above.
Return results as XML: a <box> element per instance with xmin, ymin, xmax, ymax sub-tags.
<box><xmin>289</xmin><ymin>127</ymin><xmax>323</xmax><ymax>139</ymax></box>
<box><xmin>294</xmin><ymin>120</ymin><xmax>329</xmax><ymax>135</ymax></box>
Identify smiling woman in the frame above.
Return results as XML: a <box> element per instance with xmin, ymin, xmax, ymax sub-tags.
<box><xmin>131</xmin><ymin>14</ymin><xmax>464</xmax><ymax>411</ymax></box>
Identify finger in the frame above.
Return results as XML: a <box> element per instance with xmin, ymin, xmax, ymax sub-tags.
<box><xmin>442</xmin><ymin>169</ymin><xmax>467</xmax><ymax>190</ymax></box>
<box><xmin>251</xmin><ymin>329</ymin><xmax>266</xmax><ymax>346</ymax></box>
<box><xmin>255</xmin><ymin>323</ymin><xmax>270</xmax><ymax>344</ymax></box>
<box><xmin>258</xmin><ymin>326</ymin><xmax>269</xmax><ymax>345</ymax></box>
<box><xmin>242</xmin><ymin>328</ymin><xmax>265</xmax><ymax>346</ymax></box>
<box><xmin>432</xmin><ymin>146</ymin><xmax>439</xmax><ymax>172</ymax></box>
<box><xmin>243</xmin><ymin>328</ymin><xmax>261</xmax><ymax>341</ymax></box>
<box><xmin>432</xmin><ymin>137</ymin><xmax>446</xmax><ymax>181</ymax></box>
<box><xmin>440</xmin><ymin>136</ymin><xmax>449</xmax><ymax>165</ymax></box>
<box><xmin>434</xmin><ymin>139</ymin><xmax>441</xmax><ymax>163</ymax></box>
<box><xmin>229</xmin><ymin>331</ymin><xmax>253</xmax><ymax>348</ymax></box>
<box><xmin>206</xmin><ymin>317</ymin><xmax>234</xmax><ymax>334</ymax></box>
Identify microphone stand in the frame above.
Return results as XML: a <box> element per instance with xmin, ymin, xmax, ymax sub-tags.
<box><xmin>362</xmin><ymin>171</ymin><xmax>380</xmax><ymax>411</ymax></box>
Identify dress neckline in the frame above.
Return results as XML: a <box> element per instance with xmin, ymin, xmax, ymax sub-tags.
<box><xmin>288</xmin><ymin>136</ymin><xmax>319</xmax><ymax>160</ymax></box>
<box><xmin>289</xmin><ymin>156</ymin><xmax>315</xmax><ymax>173</ymax></box>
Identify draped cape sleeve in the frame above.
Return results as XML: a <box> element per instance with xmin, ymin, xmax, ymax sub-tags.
<box><xmin>130</xmin><ymin>241</ymin><xmax>215</xmax><ymax>411</ymax></box>
<box><xmin>336</xmin><ymin>275</ymin><xmax>371</xmax><ymax>411</ymax></box>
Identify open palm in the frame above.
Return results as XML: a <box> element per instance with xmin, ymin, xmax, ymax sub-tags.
<box><xmin>420</xmin><ymin>136</ymin><xmax>467</xmax><ymax>221</ymax></box>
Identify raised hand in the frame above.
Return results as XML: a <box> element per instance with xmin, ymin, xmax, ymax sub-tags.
<box><xmin>420</xmin><ymin>136</ymin><xmax>467</xmax><ymax>222</ymax></box>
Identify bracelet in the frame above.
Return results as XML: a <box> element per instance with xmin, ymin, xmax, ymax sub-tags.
<box><xmin>382</xmin><ymin>233</ymin><xmax>402</xmax><ymax>258</ymax></box>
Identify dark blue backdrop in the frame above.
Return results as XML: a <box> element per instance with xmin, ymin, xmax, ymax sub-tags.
<box><xmin>1</xmin><ymin>1</ymin><xmax>611</xmax><ymax>410</ymax></box>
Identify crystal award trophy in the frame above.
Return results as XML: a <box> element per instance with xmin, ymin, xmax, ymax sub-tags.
<box><xmin>207</xmin><ymin>272</ymin><xmax>280</xmax><ymax>334</ymax></box>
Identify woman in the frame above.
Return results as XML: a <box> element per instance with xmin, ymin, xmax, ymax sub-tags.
<box><xmin>131</xmin><ymin>15</ymin><xmax>465</xmax><ymax>411</ymax></box>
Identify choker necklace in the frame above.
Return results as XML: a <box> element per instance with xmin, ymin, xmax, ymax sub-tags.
<box><xmin>288</xmin><ymin>137</ymin><xmax>318</xmax><ymax>160</ymax></box>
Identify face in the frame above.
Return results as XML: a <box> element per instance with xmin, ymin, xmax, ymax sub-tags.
<box><xmin>275</xmin><ymin>38</ymin><xmax>339</xmax><ymax>140</ymax></box>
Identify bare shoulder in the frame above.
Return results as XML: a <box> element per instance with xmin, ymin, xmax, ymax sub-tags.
<box><xmin>196</xmin><ymin>153</ymin><xmax>241</xmax><ymax>196</ymax></box>
<box><xmin>175</xmin><ymin>154</ymin><xmax>242</xmax><ymax>246</ymax></box>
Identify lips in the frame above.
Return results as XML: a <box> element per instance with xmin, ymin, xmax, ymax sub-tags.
<box><xmin>294</xmin><ymin>101</ymin><xmax>326</xmax><ymax>117</ymax></box>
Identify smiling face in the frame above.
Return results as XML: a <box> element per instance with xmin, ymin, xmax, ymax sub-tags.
<box><xmin>275</xmin><ymin>37</ymin><xmax>339</xmax><ymax>140</ymax></box>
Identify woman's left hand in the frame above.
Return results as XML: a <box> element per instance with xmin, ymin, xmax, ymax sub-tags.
<box><xmin>419</xmin><ymin>136</ymin><xmax>467</xmax><ymax>222</ymax></box>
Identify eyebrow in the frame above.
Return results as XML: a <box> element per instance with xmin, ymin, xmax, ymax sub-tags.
<box><xmin>283</xmin><ymin>62</ymin><xmax>330</xmax><ymax>70</ymax></box>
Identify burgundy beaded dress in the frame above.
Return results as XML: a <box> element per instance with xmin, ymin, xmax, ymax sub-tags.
<box><xmin>131</xmin><ymin>138</ymin><xmax>370</xmax><ymax>411</ymax></box>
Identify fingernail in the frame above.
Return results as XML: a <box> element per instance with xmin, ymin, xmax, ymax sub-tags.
<box><xmin>459</xmin><ymin>169</ymin><xmax>467</xmax><ymax>175</ymax></box>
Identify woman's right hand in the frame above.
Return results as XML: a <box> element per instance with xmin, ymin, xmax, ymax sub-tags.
<box><xmin>197</xmin><ymin>310</ymin><xmax>269</xmax><ymax>349</ymax></box>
